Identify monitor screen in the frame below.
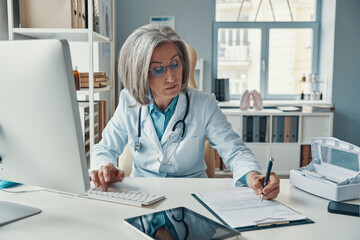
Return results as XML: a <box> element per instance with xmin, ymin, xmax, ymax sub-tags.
<box><xmin>0</xmin><ymin>39</ymin><xmax>90</xmax><ymax>194</ymax></box>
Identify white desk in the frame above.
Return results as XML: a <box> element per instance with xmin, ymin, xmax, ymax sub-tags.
<box><xmin>0</xmin><ymin>178</ymin><xmax>359</xmax><ymax>240</ymax></box>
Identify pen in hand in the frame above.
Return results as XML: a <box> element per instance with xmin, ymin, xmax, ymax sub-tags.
<box><xmin>261</xmin><ymin>157</ymin><xmax>274</xmax><ymax>201</ymax></box>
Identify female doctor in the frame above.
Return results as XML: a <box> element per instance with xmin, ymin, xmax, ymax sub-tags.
<box><xmin>90</xmin><ymin>24</ymin><xmax>280</xmax><ymax>200</ymax></box>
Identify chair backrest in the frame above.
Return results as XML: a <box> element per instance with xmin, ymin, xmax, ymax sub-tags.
<box><xmin>118</xmin><ymin>43</ymin><xmax>215</xmax><ymax>177</ymax></box>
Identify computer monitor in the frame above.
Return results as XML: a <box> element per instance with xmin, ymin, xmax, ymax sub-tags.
<box><xmin>0</xmin><ymin>39</ymin><xmax>90</xmax><ymax>195</ymax></box>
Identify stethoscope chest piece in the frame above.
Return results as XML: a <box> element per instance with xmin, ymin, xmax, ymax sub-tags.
<box><xmin>134</xmin><ymin>137</ymin><xmax>142</xmax><ymax>151</ymax></box>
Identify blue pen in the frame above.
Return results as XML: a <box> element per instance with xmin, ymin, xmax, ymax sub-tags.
<box><xmin>261</xmin><ymin>157</ymin><xmax>274</xmax><ymax>201</ymax></box>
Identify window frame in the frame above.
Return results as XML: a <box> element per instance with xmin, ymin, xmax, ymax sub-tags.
<box><xmin>212</xmin><ymin>0</ymin><xmax>322</xmax><ymax>100</ymax></box>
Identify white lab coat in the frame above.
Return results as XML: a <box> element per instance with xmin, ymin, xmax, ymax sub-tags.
<box><xmin>91</xmin><ymin>87</ymin><xmax>261</xmax><ymax>184</ymax></box>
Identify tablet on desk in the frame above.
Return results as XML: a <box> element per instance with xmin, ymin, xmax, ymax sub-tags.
<box><xmin>124</xmin><ymin>206</ymin><xmax>241</xmax><ymax>240</ymax></box>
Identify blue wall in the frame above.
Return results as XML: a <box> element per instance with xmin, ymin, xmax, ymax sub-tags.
<box><xmin>115</xmin><ymin>0</ymin><xmax>213</xmax><ymax>93</ymax></box>
<box><xmin>332</xmin><ymin>0</ymin><xmax>360</xmax><ymax>146</ymax></box>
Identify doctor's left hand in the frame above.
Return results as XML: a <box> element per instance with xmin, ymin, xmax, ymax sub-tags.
<box><xmin>89</xmin><ymin>163</ymin><xmax>125</xmax><ymax>191</ymax></box>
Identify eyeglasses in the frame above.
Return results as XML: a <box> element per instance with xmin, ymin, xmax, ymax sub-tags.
<box><xmin>148</xmin><ymin>58</ymin><xmax>184</xmax><ymax>78</ymax></box>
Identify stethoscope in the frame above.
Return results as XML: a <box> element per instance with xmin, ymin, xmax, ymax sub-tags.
<box><xmin>134</xmin><ymin>92</ymin><xmax>190</xmax><ymax>164</ymax></box>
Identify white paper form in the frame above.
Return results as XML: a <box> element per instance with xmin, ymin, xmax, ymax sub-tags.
<box><xmin>195</xmin><ymin>187</ymin><xmax>307</xmax><ymax>229</ymax></box>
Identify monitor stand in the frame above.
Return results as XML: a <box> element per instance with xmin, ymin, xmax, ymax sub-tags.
<box><xmin>0</xmin><ymin>201</ymin><xmax>41</xmax><ymax>226</ymax></box>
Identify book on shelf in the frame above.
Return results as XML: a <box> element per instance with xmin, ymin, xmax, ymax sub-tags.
<box><xmin>80</xmin><ymin>72</ymin><xmax>107</xmax><ymax>78</ymax></box>
<box><xmin>214</xmin><ymin>78</ymin><xmax>230</xmax><ymax>101</ymax></box>
<box><xmin>80</xmin><ymin>81</ymin><xmax>108</xmax><ymax>88</ymax></box>
<box><xmin>302</xmin><ymin>105</ymin><xmax>334</xmax><ymax>113</ymax></box>
<box><xmin>80</xmin><ymin>76</ymin><xmax>109</xmax><ymax>83</ymax></box>
<box><xmin>79</xmin><ymin>72</ymin><xmax>108</xmax><ymax>88</ymax></box>
<box><xmin>300</xmin><ymin>145</ymin><xmax>313</xmax><ymax>167</ymax></box>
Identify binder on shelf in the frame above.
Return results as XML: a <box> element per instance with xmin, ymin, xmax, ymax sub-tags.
<box><xmin>265</xmin><ymin>116</ymin><xmax>270</xmax><ymax>142</ymax></box>
<box><xmin>252</xmin><ymin>116</ymin><xmax>260</xmax><ymax>142</ymax></box>
<box><xmin>72</xmin><ymin>0</ymin><xmax>78</xmax><ymax>28</ymax></box>
<box><xmin>93</xmin><ymin>0</ymin><xmax>100</xmax><ymax>33</ymax></box>
<box><xmin>272</xmin><ymin>116</ymin><xmax>278</xmax><ymax>142</ymax></box>
<box><xmin>277</xmin><ymin>116</ymin><xmax>284</xmax><ymax>142</ymax></box>
<box><xmin>290</xmin><ymin>116</ymin><xmax>299</xmax><ymax>142</ymax></box>
<box><xmin>81</xmin><ymin>0</ymin><xmax>87</xmax><ymax>29</ymax></box>
<box><xmin>77</xmin><ymin>0</ymin><xmax>83</xmax><ymax>28</ymax></box>
<box><xmin>214</xmin><ymin>78</ymin><xmax>229</xmax><ymax>101</ymax></box>
<box><xmin>242</xmin><ymin>116</ymin><xmax>248</xmax><ymax>142</ymax></box>
<box><xmin>259</xmin><ymin>116</ymin><xmax>267</xmax><ymax>142</ymax></box>
<box><xmin>246</xmin><ymin>116</ymin><xmax>253</xmax><ymax>142</ymax></box>
<box><xmin>284</xmin><ymin>116</ymin><xmax>291</xmax><ymax>142</ymax></box>
<box><xmin>19</xmin><ymin>0</ymin><xmax>74</xmax><ymax>28</ymax></box>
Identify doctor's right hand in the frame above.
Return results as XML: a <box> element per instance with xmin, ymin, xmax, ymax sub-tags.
<box><xmin>89</xmin><ymin>163</ymin><xmax>125</xmax><ymax>191</ymax></box>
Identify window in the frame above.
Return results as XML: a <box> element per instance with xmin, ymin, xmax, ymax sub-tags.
<box><xmin>214</xmin><ymin>0</ymin><xmax>321</xmax><ymax>100</ymax></box>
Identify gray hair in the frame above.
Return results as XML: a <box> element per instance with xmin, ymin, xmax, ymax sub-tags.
<box><xmin>118</xmin><ymin>24</ymin><xmax>190</xmax><ymax>105</ymax></box>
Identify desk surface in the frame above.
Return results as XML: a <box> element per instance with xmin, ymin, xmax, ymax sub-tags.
<box><xmin>0</xmin><ymin>178</ymin><xmax>359</xmax><ymax>240</ymax></box>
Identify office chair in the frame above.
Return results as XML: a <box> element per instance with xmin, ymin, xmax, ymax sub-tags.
<box><xmin>118</xmin><ymin>44</ymin><xmax>216</xmax><ymax>178</ymax></box>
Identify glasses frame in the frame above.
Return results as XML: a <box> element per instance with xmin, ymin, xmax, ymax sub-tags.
<box><xmin>148</xmin><ymin>58</ymin><xmax>185</xmax><ymax>78</ymax></box>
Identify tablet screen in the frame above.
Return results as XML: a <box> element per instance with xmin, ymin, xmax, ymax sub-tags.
<box><xmin>124</xmin><ymin>206</ymin><xmax>240</xmax><ymax>240</ymax></box>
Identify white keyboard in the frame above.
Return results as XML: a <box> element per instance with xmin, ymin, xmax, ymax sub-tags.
<box><xmin>82</xmin><ymin>187</ymin><xmax>165</xmax><ymax>207</ymax></box>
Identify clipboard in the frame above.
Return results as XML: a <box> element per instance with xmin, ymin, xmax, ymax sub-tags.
<box><xmin>191</xmin><ymin>189</ymin><xmax>314</xmax><ymax>232</ymax></box>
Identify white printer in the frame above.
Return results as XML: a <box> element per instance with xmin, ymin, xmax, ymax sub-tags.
<box><xmin>290</xmin><ymin>137</ymin><xmax>360</xmax><ymax>201</ymax></box>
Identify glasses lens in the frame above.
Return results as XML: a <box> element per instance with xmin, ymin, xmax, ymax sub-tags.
<box><xmin>170</xmin><ymin>59</ymin><xmax>181</xmax><ymax>70</ymax></box>
<box><xmin>151</xmin><ymin>66</ymin><xmax>166</xmax><ymax>77</ymax></box>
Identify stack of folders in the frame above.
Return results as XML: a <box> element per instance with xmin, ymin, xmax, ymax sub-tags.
<box><xmin>272</xmin><ymin>116</ymin><xmax>299</xmax><ymax>143</ymax></box>
<box><xmin>80</xmin><ymin>72</ymin><xmax>109</xmax><ymax>88</ymax></box>
<box><xmin>242</xmin><ymin>116</ymin><xmax>269</xmax><ymax>143</ymax></box>
<box><xmin>302</xmin><ymin>105</ymin><xmax>334</xmax><ymax>113</ymax></box>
